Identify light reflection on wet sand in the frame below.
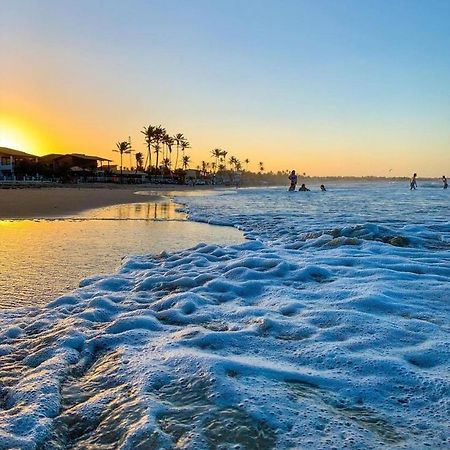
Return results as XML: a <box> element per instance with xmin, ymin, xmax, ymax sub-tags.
<box><xmin>0</xmin><ymin>202</ymin><xmax>243</xmax><ymax>309</ymax></box>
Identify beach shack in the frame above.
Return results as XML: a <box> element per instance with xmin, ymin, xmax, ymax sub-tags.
<box><xmin>39</xmin><ymin>153</ymin><xmax>112</xmax><ymax>182</ymax></box>
<box><xmin>0</xmin><ymin>147</ymin><xmax>39</xmax><ymax>180</ymax></box>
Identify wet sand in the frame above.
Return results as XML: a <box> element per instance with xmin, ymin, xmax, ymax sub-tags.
<box><xmin>0</xmin><ymin>185</ymin><xmax>182</xmax><ymax>218</ymax></box>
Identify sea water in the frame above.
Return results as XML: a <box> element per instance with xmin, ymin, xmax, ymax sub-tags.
<box><xmin>0</xmin><ymin>202</ymin><xmax>244</xmax><ymax>308</ymax></box>
<box><xmin>0</xmin><ymin>182</ymin><xmax>449</xmax><ymax>449</ymax></box>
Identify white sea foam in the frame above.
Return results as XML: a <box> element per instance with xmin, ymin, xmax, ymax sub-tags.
<box><xmin>0</xmin><ymin>183</ymin><xmax>449</xmax><ymax>449</ymax></box>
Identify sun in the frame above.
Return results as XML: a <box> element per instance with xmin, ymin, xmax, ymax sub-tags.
<box><xmin>0</xmin><ymin>116</ymin><xmax>42</xmax><ymax>155</ymax></box>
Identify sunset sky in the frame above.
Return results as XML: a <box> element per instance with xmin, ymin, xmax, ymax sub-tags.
<box><xmin>1</xmin><ymin>0</ymin><xmax>449</xmax><ymax>176</ymax></box>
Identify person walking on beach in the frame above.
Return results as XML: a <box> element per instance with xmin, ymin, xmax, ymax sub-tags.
<box><xmin>443</xmin><ymin>175</ymin><xmax>448</xmax><ymax>189</ymax></box>
<box><xmin>288</xmin><ymin>170</ymin><xmax>298</xmax><ymax>191</ymax></box>
<box><xmin>410</xmin><ymin>173</ymin><xmax>418</xmax><ymax>190</ymax></box>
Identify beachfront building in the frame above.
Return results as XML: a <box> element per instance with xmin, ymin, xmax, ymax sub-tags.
<box><xmin>0</xmin><ymin>147</ymin><xmax>39</xmax><ymax>180</ymax></box>
<box><xmin>96</xmin><ymin>167</ymin><xmax>148</xmax><ymax>183</ymax></box>
<box><xmin>39</xmin><ymin>153</ymin><xmax>112</xmax><ymax>182</ymax></box>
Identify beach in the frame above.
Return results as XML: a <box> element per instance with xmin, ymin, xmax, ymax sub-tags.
<box><xmin>0</xmin><ymin>185</ymin><xmax>244</xmax><ymax>308</ymax></box>
<box><xmin>0</xmin><ymin>184</ymin><xmax>211</xmax><ymax>219</ymax></box>
<box><xmin>1</xmin><ymin>183</ymin><xmax>449</xmax><ymax>448</ymax></box>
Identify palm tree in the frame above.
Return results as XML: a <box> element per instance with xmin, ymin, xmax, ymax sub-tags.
<box><xmin>182</xmin><ymin>155</ymin><xmax>191</xmax><ymax>170</ymax></box>
<box><xmin>201</xmin><ymin>160</ymin><xmax>210</xmax><ymax>176</ymax></box>
<box><xmin>135</xmin><ymin>152</ymin><xmax>144</xmax><ymax>172</ymax></box>
<box><xmin>220</xmin><ymin>150</ymin><xmax>228</xmax><ymax>170</ymax></box>
<box><xmin>181</xmin><ymin>139</ymin><xmax>190</xmax><ymax>160</ymax></box>
<box><xmin>141</xmin><ymin>125</ymin><xmax>157</xmax><ymax>170</ymax></box>
<box><xmin>162</xmin><ymin>157</ymin><xmax>171</xmax><ymax>174</ymax></box>
<box><xmin>210</xmin><ymin>148</ymin><xmax>222</xmax><ymax>172</ymax></box>
<box><xmin>154</xmin><ymin>125</ymin><xmax>166</xmax><ymax>170</ymax></box>
<box><xmin>163</xmin><ymin>134</ymin><xmax>174</xmax><ymax>172</ymax></box>
<box><xmin>113</xmin><ymin>140</ymin><xmax>132</xmax><ymax>183</ymax></box>
<box><xmin>244</xmin><ymin>158</ymin><xmax>250</xmax><ymax>171</ymax></box>
<box><xmin>228</xmin><ymin>156</ymin><xmax>238</xmax><ymax>171</ymax></box>
<box><xmin>259</xmin><ymin>161</ymin><xmax>264</xmax><ymax>173</ymax></box>
<box><xmin>173</xmin><ymin>133</ymin><xmax>185</xmax><ymax>170</ymax></box>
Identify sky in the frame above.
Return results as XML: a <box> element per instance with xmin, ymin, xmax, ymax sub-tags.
<box><xmin>1</xmin><ymin>0</ymin><xmax>449</xmax><ymax>176</ymax></box>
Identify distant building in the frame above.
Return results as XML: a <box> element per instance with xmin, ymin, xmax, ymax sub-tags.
<box><xmin>184</xmin><ymin>169</ymin><xmax>201</xmax><ymax>184</ymax></box>
<box><xmin>39</xmin><ymin>153</ymin><xmax>112</xmax><ymax>174</ymax></box>
<box><xmin>0</xmin><ymin>147</ymin><xmax>38</xmax><ymax>179</ymax></box>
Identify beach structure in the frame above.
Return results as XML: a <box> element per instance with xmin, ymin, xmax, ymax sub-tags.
<box><xmin>39</xmin><ymin>153</ymin><xmax>113</xmax><ymax>182</ymax></box>
<box><xmin>39</xmin><ymin>153</ymin><xmax>111</xmax><ymax>172</ymax></box>
<box><xmin>96</xmin><ymin>167</ymin><xmax>148</xmax><ymax>183</ymax></box>
<box><xmin>0</xmin><ymin>147</ymin><xmax>38</xmax><ymax>180</ymax></box>
<box><xmin>184</xmin><ymin>168</ymin><xmax>202</xmax><ymax>184</ymax></box>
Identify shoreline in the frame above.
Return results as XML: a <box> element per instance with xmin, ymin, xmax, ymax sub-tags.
<box><xmin>0</xmin><ymin>185</ymin><xmax>191</xmax><ymax>219</ymax></box>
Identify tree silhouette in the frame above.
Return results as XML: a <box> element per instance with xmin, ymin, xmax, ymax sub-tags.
<box><xmin>113</xmin><ymin>141</ymin><xmax>132</xmax><ymax>183</ymax></box>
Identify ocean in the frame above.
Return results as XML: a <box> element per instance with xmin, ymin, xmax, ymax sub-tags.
<box><xmin>0</xmin><ymin>182</ymin><xmax>449</xmax><ymax>449</ymax></box>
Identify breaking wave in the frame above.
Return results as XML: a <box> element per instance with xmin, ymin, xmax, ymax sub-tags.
<box><xmin>1</xmin><ymin>183</ymin><xmax>449</xmax><ymax>449</ymax></box>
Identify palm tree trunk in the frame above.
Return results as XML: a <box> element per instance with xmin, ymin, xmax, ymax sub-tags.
<box><xmin>120</xmin><ymin>153</ymin><xmax>123</xmax><ymax>184</ymax></box>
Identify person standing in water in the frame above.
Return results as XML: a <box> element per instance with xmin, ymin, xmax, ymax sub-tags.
<box><xmin>288</xmin><ymin>170</ymin><xmax>298</xmax><ymax>191</ymax></box>
<box><xmin>410</xmin><ymin>173</ymin><xmax>418</xmax><ymax>190</ymax></box>
<box><xmin>443</xmin><ymin>176</ymin><xmax>448</xmax><ymax>189</ymax></box>
<box><xmin>320</xmin><ymin>184</ymin><xmax>326</xmax><ymax>191</ymax></box>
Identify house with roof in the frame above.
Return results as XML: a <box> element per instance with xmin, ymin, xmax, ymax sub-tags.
<box><xmin>39</xmin><ymin>153</ymin><xmax>112</xmax><ymax>173</ymax></box>
<box><xmin>0</xmin><ymin>147</ymin><xmax>39</xmax><ymax>179</ymax></box>
<box><xmin>37</xmin><ymin>153</ymin><xmax>113</xmax><ymax>182</ymax></box>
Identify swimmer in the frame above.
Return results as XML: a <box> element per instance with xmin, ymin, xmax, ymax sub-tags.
<box><xmin>410</xmin><ymin>173</ymin><xmax>417</xmax><ymax>190</ymax></box>
<box><xmin>443</xmin><ymin>175</ymin><xmax>448</xmax><ymax>189</ymax></box>
<box><xmin>298</xmin><ymin>183</ymin><xmax>310</xmax><ymax>192</ymax></box>
<box><xmin>320</xmin><ymin>184</ymin><xmax>326</xmax><ymax>191</ymax></box>
<box><xmin>288</xmin><ymin>170</ymin><xmax>298</xmax><ymax>191</ymax></box>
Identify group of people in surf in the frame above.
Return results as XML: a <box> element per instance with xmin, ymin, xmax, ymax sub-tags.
<box><xmin>410</xmin><ymin>173</ymin><xmax>448</xmax><ymax>190</ymax></box>
<box><xmin>289</xmin><ymin>170</ymin><xmax>448</xmax><ymax>192</ymax></box>
<box><xmin>288</xmin><ymin>170</ymin><xmax>326</xmax><ymax>192</ymax></box>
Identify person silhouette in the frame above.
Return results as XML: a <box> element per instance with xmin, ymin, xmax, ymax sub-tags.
<box><xmin>443</xmin><ymin>175</ymin><xmax>448</xmax><ymax>189</ymax></box>
<box><xmin>288</xmin><ymin>170</ymin><xmax>298</xmax><ymax>191</ymax></box>
<box><xmin>410</xmin><ymin>173</ymin><xmax>417</xmax><ymax>190</ymax></box>
<box><xmin>298</xmin><ymin>183</ymin><xmax>310</xmax><ymax>192</ymax></box>
<box><xmin>320</xmin><ymin>184</ymin><xmax>326</xmax><ymax>191</ymax></box>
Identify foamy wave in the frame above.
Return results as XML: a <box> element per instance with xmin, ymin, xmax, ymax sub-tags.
<box><xmin>0</xmin><ymin>184</ymin><xmax>449</xmax><ymax>449</ymax></box>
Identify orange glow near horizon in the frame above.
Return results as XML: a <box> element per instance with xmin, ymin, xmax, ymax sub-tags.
<box><xmin>0</xmin><ymin>112</ymin><xmax>448</xmax><ymax>177</ymax></box>
<box><xmin>0</xmin><ymin>115</ymin><xmax>46</xmax><ymax>156</ymax></box>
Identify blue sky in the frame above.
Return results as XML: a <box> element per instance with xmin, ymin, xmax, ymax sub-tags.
<box><xmin>1</xmin><ymin>0</ymin><xmax>449</xmax><ymax>175</ymax></box>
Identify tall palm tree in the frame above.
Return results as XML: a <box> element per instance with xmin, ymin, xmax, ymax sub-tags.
<box><xmin>141</xmin><ymin>125</ymin><xmax>157</xmax><ymax>170</ymax></box>
<box><xmin>173</xmin><ymin>133</ymin><xmax>185</xmax><ymax>170</ymax></box>
<box><xmin>210</xmin><ymin>148</ymin><xmax>222</xmax><ymax>172</ymax></box>
<box><xmin>113</xmin><ymin>140</ymin><xmax>132</xmax><ymax>183</ymax></box>
<box><xmin>244</xmin><ymin>158</ymin><xmax>250</xmax><ymax>171</ymax></box>
<box><xmin>153</xmin><ymin>125</ymin><xmax>166</xmax><ymax>170</ymax></box>
<box><xmin>182</xmin><ymin>155</ymin><xmax>191</xmax><ymax>170</ymax></box>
